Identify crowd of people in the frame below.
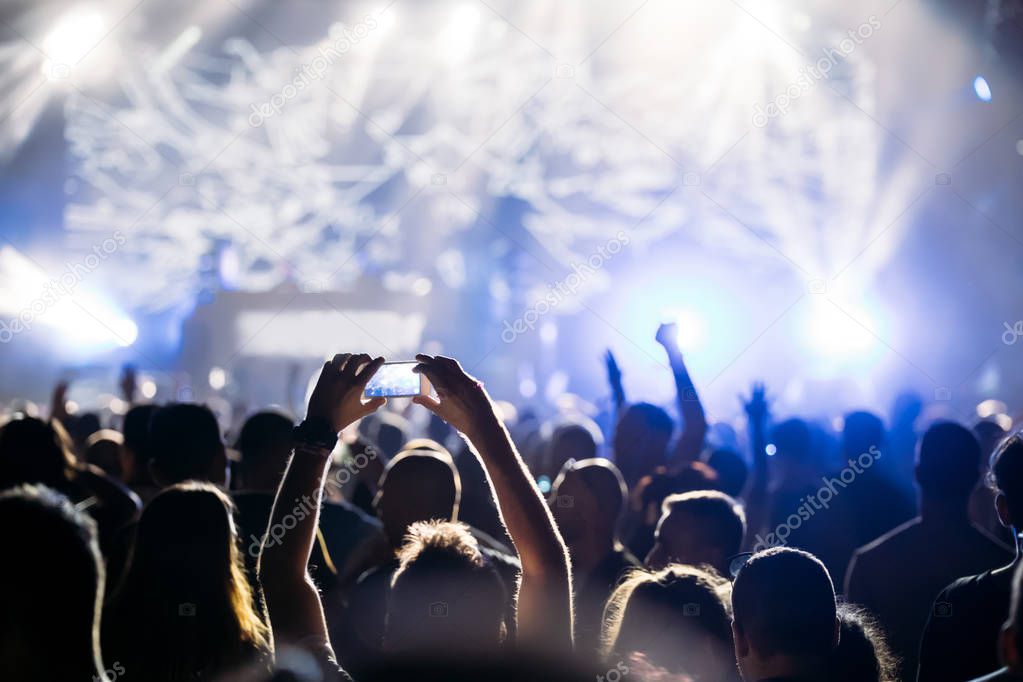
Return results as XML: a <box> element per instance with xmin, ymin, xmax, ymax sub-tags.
<box><xmin>1</xmin><ymin>323</ymin><xmax>1021</xmax><ymax>682</ymax></box>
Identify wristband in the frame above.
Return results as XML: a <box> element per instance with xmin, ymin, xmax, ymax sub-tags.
<box><xmin>293</xmin><ymin>416</ymin><xmax>339</xmax><ymax>451</ymax></box>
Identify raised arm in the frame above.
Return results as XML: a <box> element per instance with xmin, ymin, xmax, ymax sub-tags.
<box><xmin>412</xmin><ymin>354</ymin><xmax>574</xmax><ymax>654</ymax></box>
<box><xmin>258</xmin><ymin>353</ymin><xmax>385</xmax><ymax>661</ymax></box>
<box><xmin>656</xmin><ymin>323</ymin><xmax>708</xmax><ymax>467</ymax></box>
<box><xmin>604</xmin><ymin>349</ymin><xmax>626</xmax><ymax>412</ymax></box>
<box><xmin>741</xmin><ymin>382</ymin><xmax>770</xmax><ymax>546</ymax></box>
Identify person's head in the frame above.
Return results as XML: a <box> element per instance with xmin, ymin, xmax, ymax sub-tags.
<box><xmin>386</xmin><ymin>520</ymin><xmax>506</xmax><ymax>654</ymax></box>
<box><xmin>976</xmin><ymin>419</ymin><xmax>1010</xmax><ymax>459</ymax></box>
<box><xmin>989</xmin><ymin>433</ymin><xmax>1023</xmax><ymax>529</ymax></box>
<box><xmin>235</xmin><ymin>410</ymin><xmax>294</xmax><ymax>492</ymax></box>
<box><xmin>916</xmin><ymin>421</ymin><xmax>982</xmax><ymax>509</ymax></box>
<box><xmin>370</xmin><ymin>411</ymin><xmax>411</xmax><ymax>458</ymax></box>
<box><xmin>0</xmin><ymin>415</ymin><xmax>76</xmax><ymax>490</ymax></box>
<box><xmin>148</xmin><ymin>403</ymin><xmax>228</xmax><ymax>487</ymax></box>
<box><xmin>890</xmin><ymin>391</ymin><xmax>923</xmax><ymax>428</ymax></box>
<box><xmin>646</xmin><ymin>490</ymin><xmax>746</xmax><ymax>575</ymax></box>
<box><xmin>550</xmin><ymin>458</ymin><xmax>627</xmax><ymax>550</ymax></box>
<box><xmin>66</xmin><ymin>412</ymin><xmax>102</xmax><ymax>453</ymax></box>
<box><xmin>730</xmin><ymin>547</ymin><xmax>839</xmax><ymax>681</ymax></box>
<box><xmin>375</xmin><ymin>449</ymin><xmax>460</xmax><ymax>549</ymax></box>
<box><xmin>828</xmin><ymin>604</ymin><xmax>898</xmax><ymax>682</ymax></box>
<box><xmin>120</xmin><ymin>403</ymin><xmax>158</xmax><ymax>484</ymax></box>
<box><xmin>1000</xmin><ymin>559</ymin><xmax>1023</xmax><ymax>675</ymax></box>
<box><xmin>613</xmin><ymin>403</ymin><xmax>673</xmax><ymax>487</ymax></box>
<box><xmin>108</xmin><ymin>482</ymin><xmax>270</xmax><ymax>678</ymax></box>
<box><xmin>707</xmin><ymin>448</ymin><xmax>749</xmax><ymax>498</ymax></box>
<box><xmin>544</xmin><ymin>420</ymin><xmax>602</xmax><ymax>479</ymax></box>
<box><xmin>601</xmin><ymin>564</ymin><xmax>734</xmax><ymax>679</ymax></box>
<box><xmin>842</xmin><ymin>411</ymin><xmax>885</xmax><ymax>461</ymax></box>
<box><xmin>0</xmin><ymin>485</ymin><xmax>104</xmax><ymax>680</ymax></box>
<box><xmin>771</xmin><ymin>418</ymin><xmax>812</xmax><ymax>466</ymax></box>
<box><xmin>84</xmin><ymin>428</ymin><xmax>124</xmax><ymax>479</ymax></box>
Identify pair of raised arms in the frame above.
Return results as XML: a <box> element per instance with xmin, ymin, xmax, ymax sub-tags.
<box><xmin>259</xmin><ymin>353</ymin><xmax>574</xmax><ymax>671</ymax></box>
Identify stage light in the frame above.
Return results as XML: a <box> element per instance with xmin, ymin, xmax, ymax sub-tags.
<box><xmin>140</xmin><ymin>379</ymin><xmax>157</xmax><ymax>399</ymax></box>
<box><xmin>111</xmin><ymin>318</ymin><xmax>138</xmax><ymax>346</ymax></box>
<box><xmin>802</xmin><ymin>300</ymin><xmax>876</xmax><ymax>357</ymax></box>
<box><xmin>41</xmin><ymin>7</ymin><xmax>108</xmax><ymax>80</ymax></box>
<box><xmin>209</xmin><ymin>367</ymin><xmax>227</xmax><ymax>390</ymax></box>
<box><xmin>411</xmin><ymin>277</ymin><xmax>432</xmax><ymax>296</ymax></box>
<box><xmin>973</xmin><ymin>76</ymin><xmax>992</xmax><ymax>102</ymax></box>
<box><xmin>672</xmin><ymin>309</ymin><xmax>706</xmax><ymax>352</ymax></box>
<box><xmin>540</xmin><ymin>321</ymin><xmax>557</xmax><ymax>345</ymax></box>
<box><xmin>765</xmin><ymin>443</ymin><xmax>777</xmax><ymax>456</ymax></box>
<box><xmin>442</xmin><ymin>5</ymin><xmax>481</xmax><ymax>64</ymax></box>
<box><xmin>371</xmin><ymin>5</ymin><xmax>398</xmax><ymax>33</ymax></box>
<box><xmin>977</xmin><ymin>399</ymin><xmax>1008</xmax><ymax>419</ymax></box>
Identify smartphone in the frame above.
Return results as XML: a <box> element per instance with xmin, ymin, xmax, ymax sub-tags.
<box><xmin>364</xmin><ymin>361</ymin><xmax>429</xmax><ymax>397</ymax></box>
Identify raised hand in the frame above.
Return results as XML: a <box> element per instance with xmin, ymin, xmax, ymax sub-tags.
<box><xmin>655</xmin><ymin>321</ymin><xmax>680</xmax><ymax>353</ymax></box>
<box><xmin>412</xmin><ymin>353</ymin><xmax>574</xmax><ymax>652</ymax></box>
<box><xmin>742</xmin><ymin>381</ymin><xmax>770</xmax><ymax>423</ymax></box>
<box><xmin>50</xmin><ymin>380</ymin><xmax>70</xmax><ymax>424</ymax></box>
<box><xmin>604</xmin><ymin>349</ymin><xmax>625</xmax><ymax>407</ymax></box>
<box><xmin>306</xmin><ymin>353</ymin><xmax>386</xmax><ymax>433</ymax></box>
<box><xmin>411</xmin><ymin>354</ymin><xmax>495</xmax><ymax>440</ymax></box>
<box><xmin>119</xmin><ymin>364</ymin><xmax>137</xmax><ymax>403</ymax></box>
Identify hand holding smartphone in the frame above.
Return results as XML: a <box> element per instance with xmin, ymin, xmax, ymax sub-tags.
<box><xmin>363</xmin><ymin>361</ymin><xmax>430</xmax><ymax>398</ymax></box>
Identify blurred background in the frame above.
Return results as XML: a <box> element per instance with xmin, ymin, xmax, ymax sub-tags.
<box><xmin>0</xmin><ymin>0</ymin><xmax>1021</xmax><ymax>430</ymax></box>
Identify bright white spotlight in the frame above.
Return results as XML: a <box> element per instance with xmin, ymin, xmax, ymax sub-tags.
<box><xmin>371</xmin><ymin>6</ymin><xmax>398</xmax><ymax>34</ymax></box>
<box><xmin>803</xmin><ymin>300</ymin><xmax>876</xmax><ymax>357</ymax></box>
<box><xmin>442</xmin><ymin>5</ymin><xmax>481</xmax><ymax>64</ymax></box>
<box><xmin>664</xmin><ymin>309</ymin><xmax>705</xmax><ymax>351</ymax></box>
<box><xmin>973</xmin><ymin>76</ymin><xmax>992</xmax><ymax>102</ymax></box>
<box><xmin>977</xmin><ymin>399</ymin><xmax>1008</xmax><ymax>419</ymax></box>
<box><xmin>111</xmin><ymin>318</ymin><xmax>138</xmax><ymax>346</ymax></box>
<box><xmin>208</xmin><ymin>366</ymin><xmax>227</xmax><ymax>390</ymax></box>
<box><xmin>41</xmin><ymin>7</ymin><xmax>108</xmax><ymax>80</ymax></box>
